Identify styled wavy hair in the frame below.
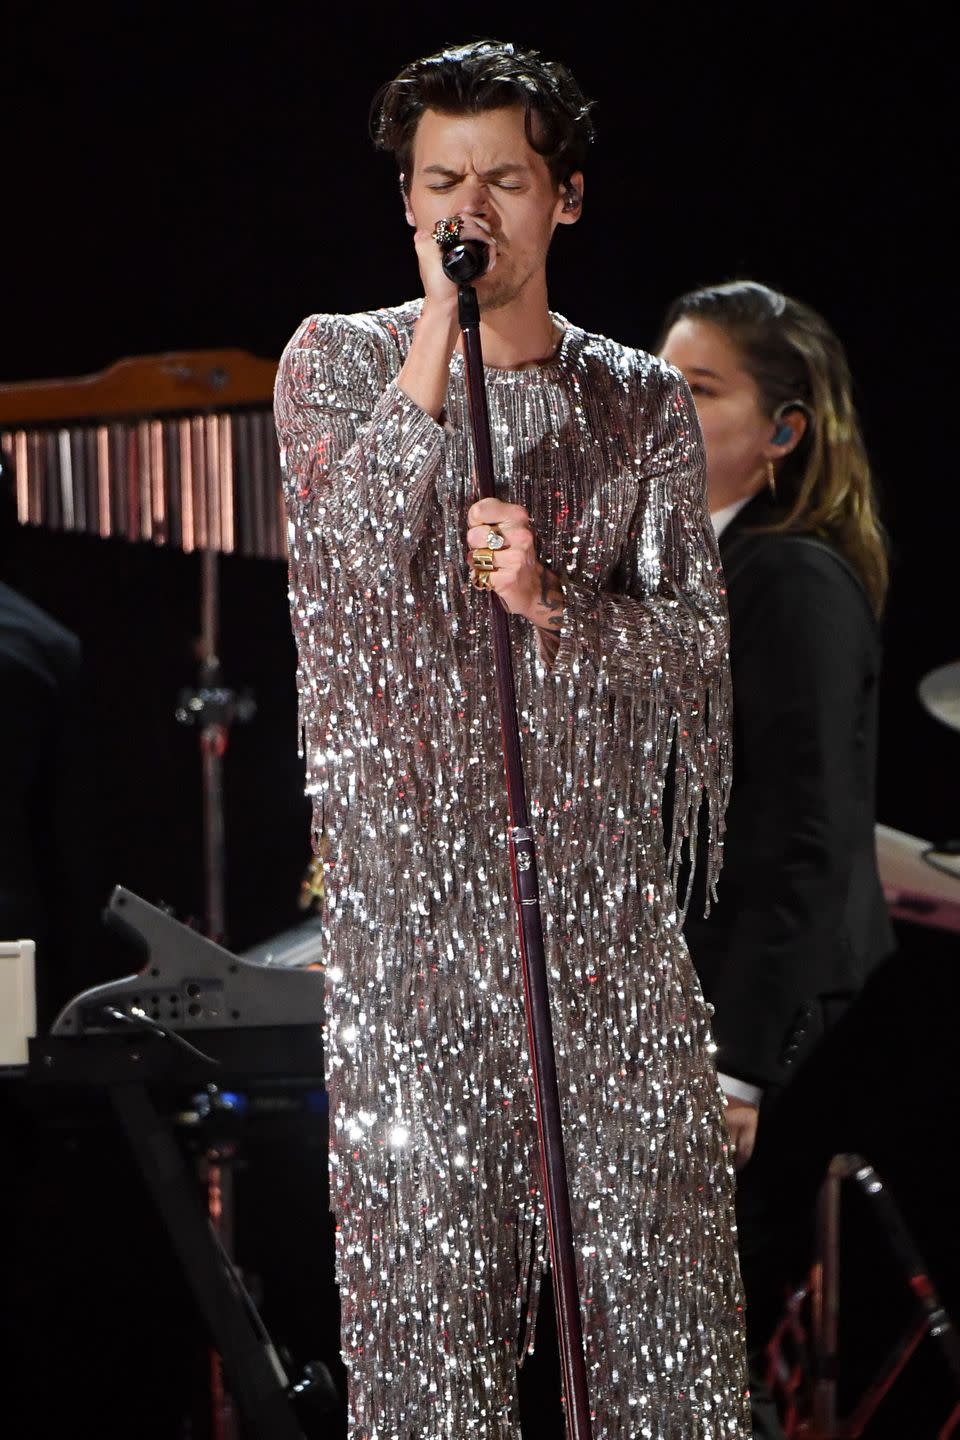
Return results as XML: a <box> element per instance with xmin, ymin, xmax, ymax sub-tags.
<box><xmin>370</xmin><ymin>39</ymin><xmax>595</xmax><ymax>195</ymax></box>
<box><xmin>660</xmin><ymin>280</ymin><xmax>888</xmax><ymax>616</ymax></box>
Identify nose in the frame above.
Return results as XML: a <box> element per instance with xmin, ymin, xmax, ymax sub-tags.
<box><xmin>460</xmin><ymin>174</ymin><xmax>488</xmax><ymax>217</ymax></box>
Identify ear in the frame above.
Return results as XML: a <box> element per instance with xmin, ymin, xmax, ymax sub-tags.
<box><xmin>765</xmin><ymin>405</ymin><xmax>807</xmax><ymax>458</ymax></box>
<box><xmin>556</xmin><ymin>171</ymin><xmax>584</xmax><ymax>226</ymax></box>
<box><xmin>399</xmin><ymin>173</ymin><xmax>416</xmax><ymax>228</ymax></box>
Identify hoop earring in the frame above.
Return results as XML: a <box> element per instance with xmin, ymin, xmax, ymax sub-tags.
<box><xmin>767</xmin><ymin>459</ymin><xmax>777</xmax><ymax>498</ymax></box>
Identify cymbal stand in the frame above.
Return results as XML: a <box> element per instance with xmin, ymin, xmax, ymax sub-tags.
<box><xmin>769</xmin><ymin>1154</ymin><xmax>960</xmax><ymax>1437</ymax></box>
<box><xmin>175</xmin><ymin>546</ymin><xmax>255</xmax><ymax>1436</ymax></box>
<box><xmin>176</xmin><ymin>547</ymin><xmax>255</xmax><ymax>942</ymax></box>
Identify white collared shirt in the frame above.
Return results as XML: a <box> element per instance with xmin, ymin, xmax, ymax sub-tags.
<box><xmin>710</xmin><ymin>494</ymin><xmax>753</xmax><ymax>539</ymax></box>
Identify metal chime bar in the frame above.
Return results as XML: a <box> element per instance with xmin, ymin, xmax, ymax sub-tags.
<box><xmin>0</xmin><ymin>349</ymin><xmax>285</xmax><ymax>559</ymax></box>
<box><xmin>0</xmin><ymin>409</ymin><xmax>285</xmax><ymax>558</ymax></box>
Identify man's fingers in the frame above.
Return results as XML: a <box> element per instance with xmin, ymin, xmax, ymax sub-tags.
<box><xmin>467</xmin><ymin>551</ymin><xmax>526</xmax><ymax>584</ymax></box>
<box><xmin>466</xmin><ymin>523</ymin><xmax>534</xmax><ymax>552</ymax></box>
<box><xmin>467</xmin><ymin>499</ymin><xmax>530</xmax><ymax>528</ymax></box>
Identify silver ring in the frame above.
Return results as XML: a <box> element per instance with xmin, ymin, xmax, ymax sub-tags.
<box><xmin>486</xmin><ymin>528</ymin><xmax>506</xmax><ymax>551</ymax></box>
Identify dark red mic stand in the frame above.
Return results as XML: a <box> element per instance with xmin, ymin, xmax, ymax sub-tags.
<box><xmin>448</xmin><ymin>246</ymin><xmax>593</xmax><ymax>1440</ymax></box>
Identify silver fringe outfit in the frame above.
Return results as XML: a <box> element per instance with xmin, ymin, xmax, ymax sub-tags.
<box><xmin>275</xmin><ymin>300</ymin><xmax>749</xmax><ymax>1439</ymax></box>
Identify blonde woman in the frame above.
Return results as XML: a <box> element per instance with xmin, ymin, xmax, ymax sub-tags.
<box><xmin>660</xmin><ymin>280</ymin><xmax>893</xmax><ymax>1439</ymax></box>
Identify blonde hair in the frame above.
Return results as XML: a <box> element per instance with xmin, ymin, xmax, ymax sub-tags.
<box><xmin>660</xmin><ymin>281</ymin><xmax>888</xmax><ymax>616</ymax></box>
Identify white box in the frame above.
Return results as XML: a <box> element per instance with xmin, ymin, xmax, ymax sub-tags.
<box><xmin>0</xmin><ymin>939</ymin><xmax>37</xmax><ymax>1066</ymax></box>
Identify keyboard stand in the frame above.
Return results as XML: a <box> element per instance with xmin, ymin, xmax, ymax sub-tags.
<box><xmin>109</xmin><ymin>1077</ymin><xmax>308</xmax><ymax>1440</ymax></box>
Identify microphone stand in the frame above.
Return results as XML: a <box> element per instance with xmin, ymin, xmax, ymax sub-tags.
<box><xmin>454</xmin><ymin>274</ymin><xmax>593</xmax><ymax>1440</ymax></box>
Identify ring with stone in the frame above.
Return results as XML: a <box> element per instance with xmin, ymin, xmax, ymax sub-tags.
<box><xmin>472</xmin><ymin>548</ymin><xmax>496</xmax><ymax>572</ymax></box>
<box><xmin>433</xmin><ymin>216</ymin><xmax>463</xmax><ymax>248</ymax></box>
<box><xmin>485</xmin><ymin>528</ymin><xmax>506</xmax><ymax>551</ymax></box>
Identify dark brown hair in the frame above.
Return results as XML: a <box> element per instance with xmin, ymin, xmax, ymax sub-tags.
<box><xmin>370</xmin><ymin>39</ymin><xmax>594</xmax><ymax>193</ymax></box>
<box><xmin>660</xmin><ymin>280</ymin><xmax>888</xmax><ymax>616</ymax></box>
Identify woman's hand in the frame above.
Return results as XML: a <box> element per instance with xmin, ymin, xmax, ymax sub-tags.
<box><xmin>724</xmin><ymin>1097</ymin><xmax>760</xmax><ymax>1171</ymax></box>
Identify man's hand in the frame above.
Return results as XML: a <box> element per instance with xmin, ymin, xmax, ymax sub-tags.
<box><xmin>724</xmin><ymin>1096</ymin><xmax>759</xmax><ymax>1172</ymax></box>
<box><xmin>466</xmin><ymin>498</ymin><xmax>565</xmax><ymax>639</ymax></box>
<box><xmin>413</xmin><ymin>214</ymin><xmax>498</xmax><ymax>315</ymax></box>
<box><xmin>397</xmin><ymin>216</ymin><xmax>499</xmax><ymax>422</ymax></box>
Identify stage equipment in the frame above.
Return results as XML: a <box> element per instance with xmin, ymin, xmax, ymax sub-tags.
<box><xmin>766</xmin><ymin>1155</ymin><xmax>960</xmax><ymax>1438</ymax></box>
<box><xmin>919</xmin><ymin>660</ymin><xmax>960</xmax><ymax>734</ymax></box>
<box><xmin>0</xmin><ymin>350</ymin><xmax>283</xmax><ymax>940</ymax></box>
<box><xmin>28</xmin><ymin>886</ymin><xmax>332</xmax><ymax>1439</ymax></box>
<box><xmin>449</xmin><ymin>264</ymin><xmax>592</xmax><ymax>1437</ymax></box>
<box><xmin>0</xmin><ymin>939</ymin><xmax>35</xmax><ymax>1065</ymax></box>
<box><xmin>875</xmin><ymin>824</ymin><xmax>960</xmax><ymax>934</ymax></box>
<box><xmin>0</xmin><ymin>351</ymin><xmax>286</xmax><ymax>1429</ymax></box>
<box><xmin>0</xmin><ymin>350</ymin><xmax>284</xmax><ymax>558</ymax></box>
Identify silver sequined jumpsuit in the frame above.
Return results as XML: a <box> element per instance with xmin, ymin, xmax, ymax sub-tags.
<box><xmin>275</xmin><ymin>300</ymin><xmax>749</xmax><ymax>1439</ymax></box>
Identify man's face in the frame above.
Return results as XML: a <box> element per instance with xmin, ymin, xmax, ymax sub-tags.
<box><xmin>404</xmin><ymin>105</ymin><xmax>580</xmax><ymax>312</ymax></box>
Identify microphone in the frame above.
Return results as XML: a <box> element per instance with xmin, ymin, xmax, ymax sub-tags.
<box><xmin>440</xmin><ymin>238</ymin><xmax>489</xmax><ymax>284</ymax></box>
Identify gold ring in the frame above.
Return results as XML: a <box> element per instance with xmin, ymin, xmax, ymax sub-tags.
<box><xmin>472</xmin><ymin>548</ymin><xmax>495</xmax><ymax>571</ymax></box>
<box><xmin>472</xmin><ymin>568</ymin><xmax>492</xmax><ymax>590</ymax></box>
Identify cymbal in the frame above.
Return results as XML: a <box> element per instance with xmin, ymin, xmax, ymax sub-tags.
<box><xmin>918</xmin><ymin>660</ymin><xmax>960</xmax><ymax>733</ymax></box>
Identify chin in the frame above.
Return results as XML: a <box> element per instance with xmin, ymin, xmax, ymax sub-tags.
<box><xmin>476</xmin><ymin>271</ymin><xmax>526</xmax><ymax>315</ymax></box>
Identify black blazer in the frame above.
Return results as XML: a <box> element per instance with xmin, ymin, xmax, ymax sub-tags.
<box><xmin>683</xmin><ymin>491</ymin><xmax>894</xmax><ymax>1090</ymax></box>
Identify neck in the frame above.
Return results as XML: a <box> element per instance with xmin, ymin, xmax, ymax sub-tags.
<box><xmin>708</xmin><ymin>470</ymin><xmax>767</xmax><ymax>516</ymax></box>
<box><xmin>457</xmin><ymin>274</ymin><xmax>559</xmax><ymax>369</ymax></box>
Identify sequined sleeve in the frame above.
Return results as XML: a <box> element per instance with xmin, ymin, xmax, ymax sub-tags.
<box><xmin>274</xmin><ymin>312</ymin><xmax>447</xmax><ymax>584</ymax></box>
<box><xmin>554</xmin><ymin>362</ymin><xmax>731</xmax><ymax>901</ymax></box>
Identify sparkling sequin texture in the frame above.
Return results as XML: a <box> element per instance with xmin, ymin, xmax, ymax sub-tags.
<box><xmin>275</xmin><ymin>300</ymin><xmax>749</xmax><ymax>1438</ymax></box>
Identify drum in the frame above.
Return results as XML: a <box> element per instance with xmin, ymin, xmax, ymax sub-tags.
<box><xmin>874</xmin><ymin>823</ymin><xmax>960</xmax><ymax>933</ymax></box>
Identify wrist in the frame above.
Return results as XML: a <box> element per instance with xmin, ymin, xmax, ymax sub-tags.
<box><xmin>397</xmin><ymin>302</ymin><xmax>461</xmax><ymax>421</ymax></box>
<box><xmin>530</xmin><ymin>565</ymin><xmax>566</xmax><ymax>633</ymax></box>
<box><xmin>415</xmin><ymin>298</ymin><xmax>460</xmax><ymax>349</ymax></box>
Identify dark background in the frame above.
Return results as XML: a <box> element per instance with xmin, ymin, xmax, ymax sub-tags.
<box><xmin>2</xmin><ymin>3</ymin><xmax>958</xmax><ymax>1435</ymax></box>
<box><xmin>4</xmin><ymin>1</ymin><xmax>957</xmax><ymax>940</ymax></box>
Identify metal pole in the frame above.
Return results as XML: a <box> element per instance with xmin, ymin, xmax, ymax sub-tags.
<box><xmin>811</xmin><ymin>1156</ymin><xmax>843</xmax><ymax>1434</ymax></box>
<box><xmin>176</xmin><ymin>547</ymin><xmax>255</xmax><ymax>944</ymax></box>
<box><xmin>175</xmin><ymin>546</ymin><xmax>255</xmax><ymax>1436</ymax></box>
<box><xmin>457</xmin><ymin>283</ymin><xmax>593</xmax><ymax>1440</ymax></box>
<box><xmin>200</xmin><ymin>546</ymin><xmax>228</xmax><ymax>942</ymax></box>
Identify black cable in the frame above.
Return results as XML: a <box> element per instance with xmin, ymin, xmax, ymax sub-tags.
<box><xmin>100</xmin><ymin>1005</ymin><xmax>221</xmax><ymax>1066</ymax></box>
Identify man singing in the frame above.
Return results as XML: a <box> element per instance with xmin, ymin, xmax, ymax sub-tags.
<box><xmin>275</xmin><ymin>39</ymin><xmax>748</xmax><ymax>1439</ymax></box>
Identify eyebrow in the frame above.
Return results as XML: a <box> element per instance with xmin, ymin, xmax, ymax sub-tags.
<box><xmin>420</xmin><ymin>163</ymin><xmax>530</xmax><ymax>179</ymax></box>
<box><xmin>687</xmin><ymin>366</ymin><xmax>724</xmax><ymax>380</ymax></box>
